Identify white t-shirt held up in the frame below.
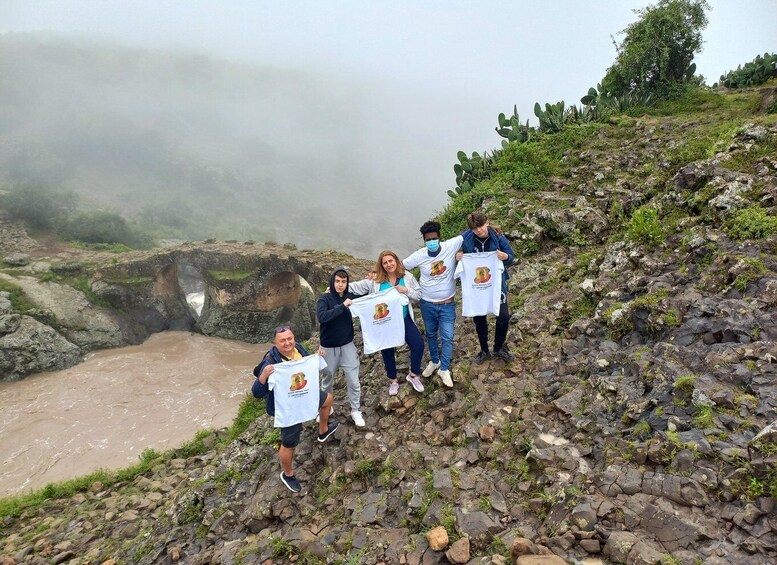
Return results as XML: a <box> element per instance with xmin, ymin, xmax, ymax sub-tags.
<box><xmin>455</xmin><ymin>251</ymin><xmax>504</xmax><ymax>317</ymax></box>
<box><xmin>349</xmin><ymin>288</ymin><xmax>406</xmax><ymax>354</ymax></box>
<box><xmin>268</xmin><ymin>354</ymin><xmax>326</xmax><ymax>427</ymax></box>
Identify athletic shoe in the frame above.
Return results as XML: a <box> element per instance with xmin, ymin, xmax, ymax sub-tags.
<box><xmin>317</xmin><ymin>419</ymin><xmax>339</xmax><ymax>443</ymax></box>
<box><xmin>438</xmin><ymin>369</ymin><xmax>453</xmax><ymax>388</ymax></box>
<box><xmin>422</xmin><ymin>361</ymin><xmax>440</xmax><ymax>377</ymax></box>
<box><xmin>315</xmin><ymin>405</ymin><xmax>334</xmax><ymax>423</ymax></box>
<box><xmin>279</xmin><ymin>472</ymin><xmax>301</xmax><ymax>493</ymax></box>
<box><xmin>406</xmin><ymin>374</ymin><xmax>425</xmax><ymax>393</ymax></box>
<box><xmin>493</xmin><ymin>348</ymin><xmax>515</xmax><ymax>362</ymax></box>
<box><xmin>351</xmin><ymin>411</ymin><xmax>366</xmax><ymax>427</ymax></box>
<box><xmin>473</xmin><ymin>350</ymin><xmax>491</xmax><ymax>364</ymax></box>
<box><xmin>388</xmin><ymin>381</ymin><xmax>400</xmax><ymax>396</ymax></box>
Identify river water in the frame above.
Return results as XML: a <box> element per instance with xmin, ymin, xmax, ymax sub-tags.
<box><xmin>0</xmin><ymin>332</ymin><xmax>268</xmax><ymax>497</ymax></box>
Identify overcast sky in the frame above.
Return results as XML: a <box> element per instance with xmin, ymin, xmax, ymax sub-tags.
<box><xmin>1</xmin><ymin>1</ymin><xmax>775</xmax><ymax>251</ymax></box>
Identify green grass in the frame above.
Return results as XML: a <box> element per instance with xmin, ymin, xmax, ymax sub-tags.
<box><xmin>226</xmin><ymin>395</ymin><xmax>265</xmax><ymax>443</ymax></box>
<box><xmin>731</xmin><ymin>258</ymin><xmax>768</xmax><ymax>293</ymax></box>
<box><xmin>103</xmin><ymin>275</ymin><xmax>154</xmax><ymax>285</ymax></box>
<box><xmin>673</xmin><ymin>375</ymin><xmax>696</xmax><ymax>394</ymax></box>
<box><xmin>0</xmin><ymin>447</ymin><xmax>162</xmax><ymax>520</ymax></box>
<box><xmin>693</xmin><ymin>404</ymin><xmax>714</xmax><ymax>429</ymax></box>
<box><xmin>208</xmin><ymin>270</ymin><xmax>253</xmax><ymax>282</ymax></box>
<box><xmin>643</xmin><ymin>86</ymin><xmax>729</xmax><ymax>116</ymax></box>
<box><xmin>69</xmin><ymin>275</ymin><xmax>114</xmax><ymax>308</ymax></box>
<box><xmin>0</xmin><ymin>278</ymin><xmax>35</xmax><ymax>313</ymax></box>
<box><xmin>71</xmin><ymin>241</ymin><xmax>135</xmax><ymax>253</ymax></box>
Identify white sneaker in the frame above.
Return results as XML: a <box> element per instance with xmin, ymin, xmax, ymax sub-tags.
<box><xmin>422</xmin><ymin>361</ymin><xmax>440</xmax><ymax>377</ymax></box>
<box><xmin>438</xmin><ymin>369</ymin><xmax>453</xmax><ymax>388</ymax></box>
<box><xmin>351</xmin><ymin>411</ymin><xmax>366</xmax><ymax>427</ymax></box>
<box><xmin>316</xmin><ymin>405</ymin><xmax>334</xmax><ymax>423</ymax></box>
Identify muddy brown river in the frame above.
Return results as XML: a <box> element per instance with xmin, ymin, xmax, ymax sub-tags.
<box><xmin>0</xmin><ymin>332</ymin><xmax>269</xmax><ymax>497</ymax></box>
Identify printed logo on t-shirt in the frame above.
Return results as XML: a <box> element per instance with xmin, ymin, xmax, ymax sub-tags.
<box><xmin>373</xmin><ymin>303</ymin><xmax>390</xmax><ymax>320</ymax></box>
<box><xmin>289</xmin><ymin>372</ymin><xmax>308</xmax><ymax>392</ymax></box>
<box><xmin>430</xmin><ymin>261</ymin><xmax>447</xmax><ymax>276</ymax></box>
<box><xmin>474</xmin><ymin>266</ymin><xmax>492</xmax><ymax>284</ymax></box>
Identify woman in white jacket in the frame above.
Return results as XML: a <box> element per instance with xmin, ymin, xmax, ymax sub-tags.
<box><xmin>349</xmin><ymin>250</ymin><xmax>425</xmax><ymax>396</ymax></box>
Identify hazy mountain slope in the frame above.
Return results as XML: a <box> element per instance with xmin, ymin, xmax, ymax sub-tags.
<box><xmin>0</xmin><ymin>34</ymin><xmax>444</xmax><ymax>256</ymax></box>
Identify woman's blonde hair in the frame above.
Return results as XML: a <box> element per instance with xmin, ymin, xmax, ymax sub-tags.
<box><xmin>374</xmin><ymin>250</ymin><xmax>406</xmax><ymax>283</ymax></box>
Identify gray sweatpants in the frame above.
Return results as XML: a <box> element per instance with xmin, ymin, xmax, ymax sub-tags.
<box><xmin>320</xmin><ymin>341</ymin><xmax>361</xmax><ymax>412</ymax></box>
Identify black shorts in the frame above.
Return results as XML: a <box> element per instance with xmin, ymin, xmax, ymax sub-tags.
<box><xmin>279</xmin><ymin>391</ymin><xmax>328</xmax><ymax>448</ymax></box>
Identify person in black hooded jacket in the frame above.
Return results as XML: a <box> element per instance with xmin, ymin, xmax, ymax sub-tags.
<box><xmin>316</xmin><ymin>268</ymin><xmax>365</xmax><ymax>427</ymax></box>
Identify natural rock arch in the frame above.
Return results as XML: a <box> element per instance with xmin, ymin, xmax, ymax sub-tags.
<box><xmin>91</xmin><ymin>243</ymin><xmax>339</xmax><ymax>344</ymax></box>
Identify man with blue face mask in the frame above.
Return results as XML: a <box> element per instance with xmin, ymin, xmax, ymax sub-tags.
<box><xmin>402</xmin><ymin>220</ymin><xmax>465</xmax><ymax>388</ymax></box>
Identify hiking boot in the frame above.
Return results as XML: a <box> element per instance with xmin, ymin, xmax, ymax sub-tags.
<box><xmin>473</xmin><ymin>350</ymin><xmax>491</xmax><ymax>364</ymax></box>
<box><xmin>493</xmin><ymin>348</ymin><xmax>514</xmax><ymax>362</ymax></box>
<box><xmin>406</xmin><ymin>374</ymin><xmax>425</xmax><ymax>393</ymax></box>
<box><xmin>279</xmin><ymin>472</ymin><xmax>301</xmax><ymax>493</ymax></box>
<box><xmin>422</xmin><ymin>361</ymin><xmax>440</xmax><ymax>377</ymax></box>
<box><xmin>351</xmin><ymin>411</ymin><xmax>366</xmax><ymax>428</ymax></box>
<box><xmin>438</xmin><ymin>369</ymin><xmax>453</xmax><ymax>388</ymax></box>
<box><xmin>317</xmin><ymin>419</ymin><xmax>339</xmax><ymax>442</ymax></box>
<box><xmin>315</xmin><ymin>405</ymin><xmax>334</xmax><ymax>423</ymax></box>
<box><xmin>388</xmin><ymin>380</ymin><xmax>400</xmax><ymax>396</ymax></box>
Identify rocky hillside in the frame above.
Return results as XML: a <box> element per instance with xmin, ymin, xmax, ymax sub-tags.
<box><xmin>1</xmin><ymin>86</ymin><xmax>776</xmax><ymax>565</ymax></box>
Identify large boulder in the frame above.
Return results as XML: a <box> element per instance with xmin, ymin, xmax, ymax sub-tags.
<box><xmin>0</xmin><ymin>316</ymin><xmax>80</xmax><ymax>380</ymax></box>
<box><xmin>5</xmin><ymin>275</ymin><xmax>125</xmax><ymax>350</ymax></box>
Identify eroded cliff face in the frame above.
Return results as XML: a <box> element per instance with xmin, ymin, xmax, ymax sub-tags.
<box><xmin>0</xmin><ymin>241</ymin><xmax>372</xmax><ymax>380</ymax></box>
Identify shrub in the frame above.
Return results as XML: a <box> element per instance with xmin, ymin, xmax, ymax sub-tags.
<box><xmin>61</xmin><ymin>211</ymin><xmax>152</xmax><ymax>248</ymax></box>
<box><xmin>0</xmin><ymin>185</ymin><xmax>77</xmax><ymax>231</ymax></box>
<box><xmin>626</xmin><ymin>207</ymin><xmax>663</xmax><ymax>247</ymax></box>
<box><xmin>725</xmin><ymin>207</ymin><xmax>777</xmax><ymax>241</ymax></box>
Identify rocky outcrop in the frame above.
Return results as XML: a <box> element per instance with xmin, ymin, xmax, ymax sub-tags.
<box><xmin>0</xmin><ymin>242</ymin><xmax>372</xmax><ymax>380</ymax></box>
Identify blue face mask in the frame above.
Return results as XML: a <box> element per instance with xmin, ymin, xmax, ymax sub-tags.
<box><xmin>425</xmin><ymin>239</ymin><xmax>440</xmax><ymax>252</ymax></box>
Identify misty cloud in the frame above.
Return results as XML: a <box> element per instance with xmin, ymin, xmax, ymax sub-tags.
<box><xmin>0</xmin><ymin>33</ymin><xmax>460</xmax><ymax>257</ymax></box>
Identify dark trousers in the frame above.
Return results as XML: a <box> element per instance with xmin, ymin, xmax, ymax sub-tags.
<box><xmin>381</xmin><ymin>315</ymin><xmax>425</xmax><ymax>379</ymax></box>
<box><xmin>473</xmin><ymin>298</ymin><xmax>510</xmax><ymax>352</ymax></box>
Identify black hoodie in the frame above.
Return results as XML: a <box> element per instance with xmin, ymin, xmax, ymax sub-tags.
<box><xmin>316</xmin><ymin>268</ymin><xmax>360</xmax><ymax>348</ymax></box>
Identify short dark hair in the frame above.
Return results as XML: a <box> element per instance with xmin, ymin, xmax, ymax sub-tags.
<box><xmin>333</xmin><ymin>269</ymin><xmax>348</xmax><ymax>280</ymax></box>
<box><xmin>419</xmin><ymin>221</ymin><xmax>441</xmax><ymax>237</ymax></box>
<box><xmin>467</xmin><ymin>212</ymin><xmax>487</xmax><ymax>229</ymax></box>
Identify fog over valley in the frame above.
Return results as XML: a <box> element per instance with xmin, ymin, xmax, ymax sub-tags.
<box><xmin>0</xmin><ymin>34</ymin><xmax>460</xmax><ymax>257</ymax></box>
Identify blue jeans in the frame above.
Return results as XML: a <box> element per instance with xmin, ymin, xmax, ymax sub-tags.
<box><xmin>381</xmin><ymin>315</ymin><xmax>425</xmax><ymax>380</ymax></box>
<box><xmin>419</xmin><ymin>300</ymin><xmax>456</xmax><ymax>371</ymax></box>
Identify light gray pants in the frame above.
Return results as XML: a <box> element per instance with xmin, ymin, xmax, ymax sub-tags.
<box><xmin>320</xmin><ymin>341</ymin><xmax>361</xmax><ymax>412</ymax></box>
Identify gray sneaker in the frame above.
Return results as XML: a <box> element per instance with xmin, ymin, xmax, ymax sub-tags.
<box><xmin>473</xmin><ymin>350</ymin><xmax>491</xmax><ymax>364</ymax></box>
<box><xmin>493</xmin><ymin>348</ymin><xmax>514</xmax><ymax>362</ymax></box>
